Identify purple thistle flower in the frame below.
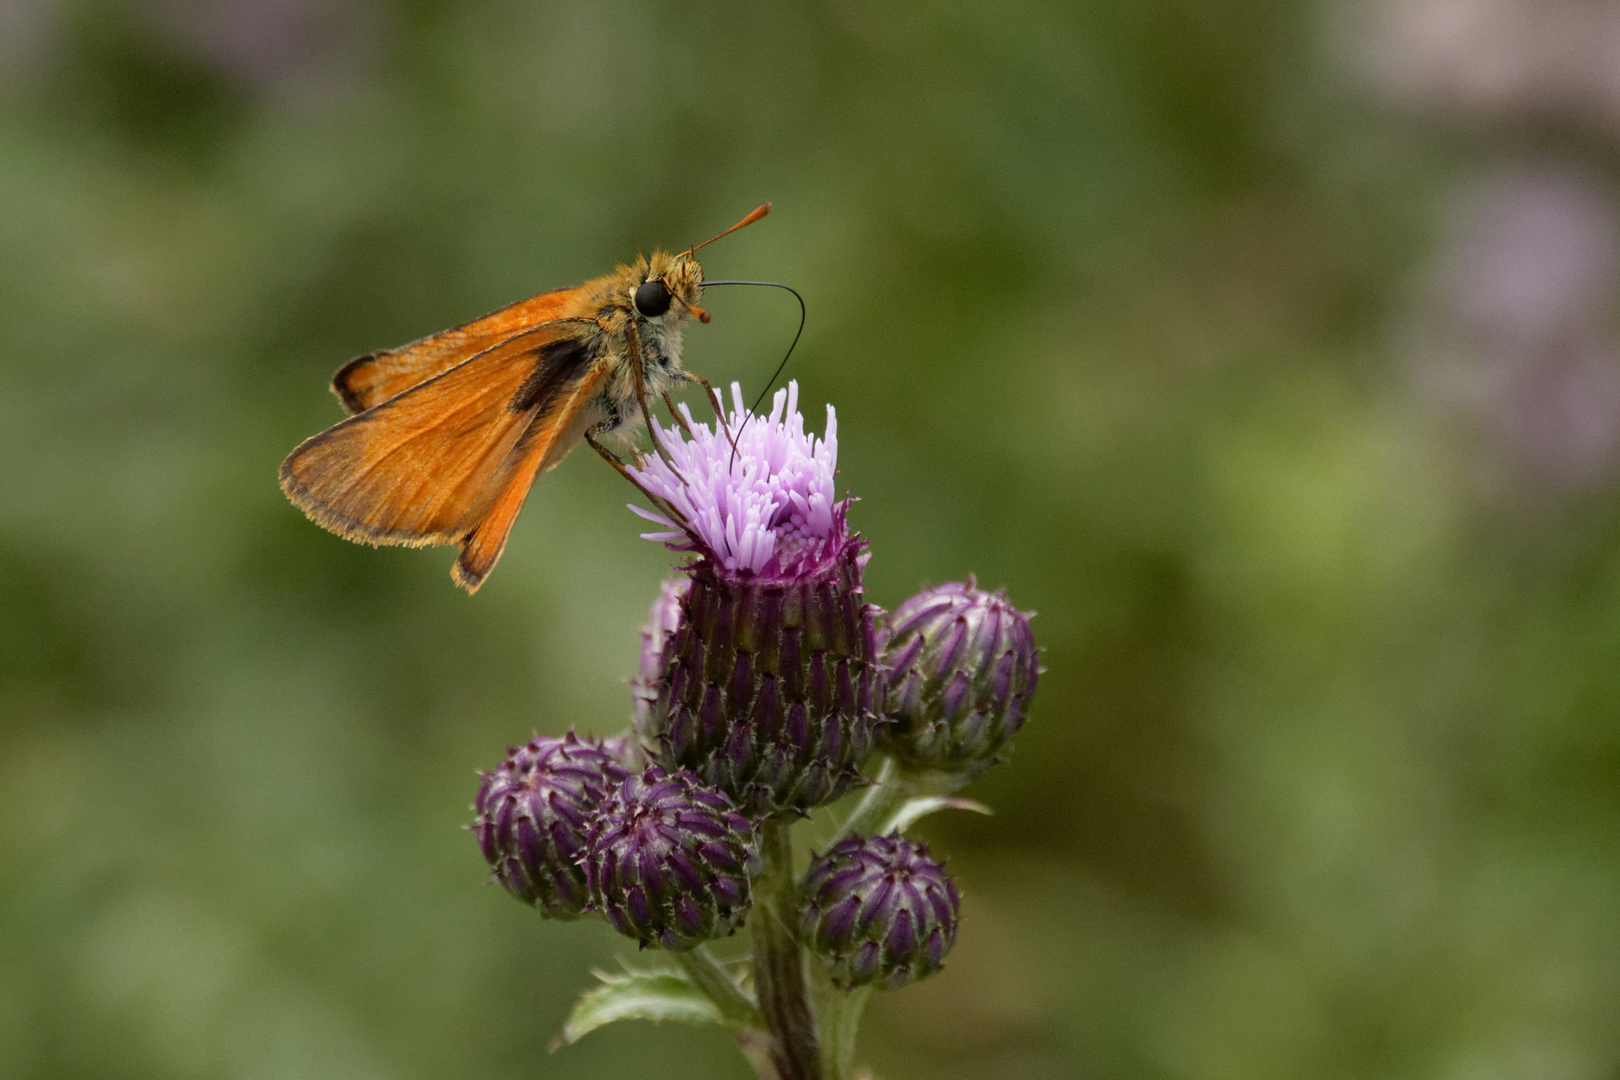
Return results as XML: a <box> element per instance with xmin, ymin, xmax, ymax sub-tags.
<box><xmin>629</xmin><ymin>381</ymin><xmax>841</xmax><ymax>580</ymax></box>
<box><xmin>801</xmin><ymin>832</ymin><xmax>961</xmax><ymax>990</ymax></box>
<box><xmin>585</xmin><ymin>764</ymin><xmax>758</xmax><ymax>951</ymax></box>
<box><xmin>626</xmin><ymin>383</ymin><xmax>883</xmax><ymax>818</ymax></box>
<box><xmin>472</xmin><ymin>732</ymin><xmax>632</xmax><ymax>919</ymax></box>
<box><xmin>879</xmin><ymin>579</ymin><xmax>1039</xmax><ymax>779</ymax></box>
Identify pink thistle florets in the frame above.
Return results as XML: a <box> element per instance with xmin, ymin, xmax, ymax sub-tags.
<box><xmin>628</xmin><ymin>381</ymin><xmax>850</xmax><ymax>581</ymax></box>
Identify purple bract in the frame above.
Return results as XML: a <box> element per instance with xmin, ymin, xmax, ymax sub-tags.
<box><xmin>879</xmin><ymin>579</ymin><xmax>1038</xmax><ymax>778</ymax></box>
<box><xmin>632</xmin><ymin>576</ymin><xmax>689</xmax><ymax>734</ymax></box>
<box><xmin>801</xmin><ymin>832</ymin><xmax>961</xmax><ymax>990</ymax></box>
<box><xmin>585</xmin><ymin>764</ymin><xmax>758</xmax><ymax>951</ymax></box>
<box><xmin>472</xmin><ymin>732</ymin><xmax>632</xmax><ymax>919</ymax></box>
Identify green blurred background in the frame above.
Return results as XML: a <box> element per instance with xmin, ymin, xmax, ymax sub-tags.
<box><xmin>5</xmin><ymin>1</ymin><xmax>1620</xmax><ymax>1077</ymax></box>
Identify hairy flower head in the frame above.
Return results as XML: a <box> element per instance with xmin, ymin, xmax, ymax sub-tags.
<box><xmin>629</xmin><ymin>381</ymin><xmax>847</xmax><ymax>580</ymax></box>
<box><xmin>627</xmin><ymin>381</ymin><xmax>882</xmax><ymax>817</ymax></box>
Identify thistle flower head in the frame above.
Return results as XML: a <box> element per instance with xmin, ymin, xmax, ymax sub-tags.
<box><xmin>472</xmin><ymin>732</ymin><xmax>632</xmax><ymax>918</ymax></box>
<box><xmin>629</xmin><ymin>381</ymin><xmax>851</xmax><ymax>582</ymax></box>
<box><xmin>585</xmin><ymin>764</ymin><xmax>757</xmax><ymax>951</ymax></box>
<box><xmin>879</xmin><ymin>579</ymin><xmax>1039</xmax><ymax>778</ymax></box>
<box><xmin>801</xmin><ymin>832</ymin><xmax>961</xmax><ymax>989</ymax></box>
<box><xmin>626</xmin><ymin>383</ymin><xmax>883</xmax><ymax>817</ymax></box>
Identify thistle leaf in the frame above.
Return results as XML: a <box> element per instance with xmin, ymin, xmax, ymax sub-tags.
<box><xmin>883</xmin><ymin>795</ymin><xmax>992</xmax><ymax>835</ymax></box>
<box><xmin>551</xmin><ymin>969</ymin><xmax>724</xmax><ymax>1050</ymax></box>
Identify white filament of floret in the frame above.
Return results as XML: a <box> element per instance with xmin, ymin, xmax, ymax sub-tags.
<box><xmin>628</xmin><ymin>380</ymin><xmax>839</xmax><ymax>574</ymax></box>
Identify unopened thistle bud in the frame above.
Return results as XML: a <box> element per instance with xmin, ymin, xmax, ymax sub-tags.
<box><xmin>472</xmin><ymin>732</ymin><xmax>631</xmax><ymax>919</ymax></box>
<box><xmin>879</xmin><ymin>580</ymin><xmax>1038</xmax><ymax>778</ymax></box>
<box><xmin>801</xmin><ymin>833</ymin><xmax>960</xmax><ymax>989</ymax></box>
<box><xmin>628</xmin><ymin>382</ymin><xmax>883</xmax><ymax>818</ymax></box>
<box><xmin>585</xmin><ymin>765</ymin><xmax>757</xmax><ymax>951</ymax></box>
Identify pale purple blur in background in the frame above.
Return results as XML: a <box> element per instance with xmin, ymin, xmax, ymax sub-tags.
<box><xmin>1365</xmin><ymin>0</ymin><xmax>1620</xmax><ymax>490</ymax></box>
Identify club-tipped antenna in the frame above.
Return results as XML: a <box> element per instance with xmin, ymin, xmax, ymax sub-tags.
<box><xmin>698</xmin><ymin>279</ymin><xmax>807</xmax><ymax>466</ymax></box>
<box><xmin>682</xmin><ymin>203</ymin><xmax>771</xmax><ymax>258</ymax></box>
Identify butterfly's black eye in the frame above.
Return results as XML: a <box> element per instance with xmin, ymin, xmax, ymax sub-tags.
<box><xmin>634</xmin><ymin>278</ymin><xmax>673</xmax><ymax>317</ymax></box>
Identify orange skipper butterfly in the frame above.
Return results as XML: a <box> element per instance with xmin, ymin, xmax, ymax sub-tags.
<box><xmin>278</xmin><ymin>204</ymin><xmax>771</xmax><ymax>593</ymax></box>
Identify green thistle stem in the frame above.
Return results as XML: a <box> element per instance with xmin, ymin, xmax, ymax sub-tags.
<box><xmin>674</xmin><ymin>948</ymin><xmax>779</xmax><ymax>1080</ymax></box>
<box><xmin>676</xmin><ymin>946</ymin><xmax>762</xmax><ymax>1030</ymax></box>
<box><xmin>751</xmin><ymin>820</ymin><xmax>822</xmax><ymax>1080</ymax></box>
<box><xmin>830</xmin><ymin>756</ymin><xmax>970</xmax><ymax>844</ymax></box>
<box><xmin>830</xmin><ymin>757</ymin><xmax>910</xmax><ymax>844</ymax></box>
<box><xmin>812</xmin><ymin>962</ymin><xmax>871</xmax><ymax>1080</ymax></box>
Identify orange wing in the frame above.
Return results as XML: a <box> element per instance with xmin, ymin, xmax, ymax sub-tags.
<box><xmin>452</xmin><ymin>363</ymin><xmax>609</xmax><ymax>590</ymax></box>
<box><xmin>280</xmin><ymin>320</ymin><xmax>606</xmax><ymax>593</ymax></box>
<box><xmin>332</xmin><ymin>287</ymin><xmax>584</xmax><ymax>413</ymax></box>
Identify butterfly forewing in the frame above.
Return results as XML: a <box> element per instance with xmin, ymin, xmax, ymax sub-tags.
<box><xmin>332</xmin><ymin>287</ymin><xmax>587</xmax><ymax>413</ymax></box>
<box><xmin>280</xmin><ymin>321</ymin><xmax>601</xmax><ymax>564</ymax></box>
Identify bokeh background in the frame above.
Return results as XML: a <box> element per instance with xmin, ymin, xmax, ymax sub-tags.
<box><xmin>5</xmin><ymin>1</ymin><xmax>1620</xmax><ymax>1077</ymax></box>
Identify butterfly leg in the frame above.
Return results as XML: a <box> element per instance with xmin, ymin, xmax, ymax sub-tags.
<box><xmin>623</xmin><ymin>319</ymin><xmax>680</xmax><ymax>470</ymax></box>
<box><xmin>659</xmin><ymin>390</ymin><xmax>697</xmax><ymax>440</ymax></box>
<box><xmin>683</xmin><ymin>372</ymin><xmax>742</xmax><ymax>463</ymax></box>
<box><xmin>586</xmin><ymin>426</ymin><xmax>685</xmax><ymax>523</ymax></box>
<box><xmin>586</xmin><ymin>426</ymin><xmax>637</xmax><ymax>484</ymax></box>
<box><xmin>682</xmin><ymin>372</ymin><xmax>729</xmax><ymax>425</ymax></box>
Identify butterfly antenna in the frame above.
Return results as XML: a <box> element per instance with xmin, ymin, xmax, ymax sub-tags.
<box><xmin>698</xmin><ymin>280</ymin><xmax>807</xmax><ymax>469</ymax></box>
<box><xmin>681</xmin><ymin>203</ymin><xmax>771</xmax><ymax>258</ymax></box>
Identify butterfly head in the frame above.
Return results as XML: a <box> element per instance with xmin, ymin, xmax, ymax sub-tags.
<box><xmin>634</xmin><ymin>250</ymin><xmax>708</xmax><ymax>324</ymax></box>
<box><xmin>628</xmin><ymin>204</ymin><xmax>771</xmax><ymax>326</ymax></box>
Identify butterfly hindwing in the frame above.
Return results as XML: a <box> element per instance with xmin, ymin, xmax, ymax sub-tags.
<box><xmin>451</xmin><ymin>362</ymin><xmax>610</xmax><ymax>590</ymax></box>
